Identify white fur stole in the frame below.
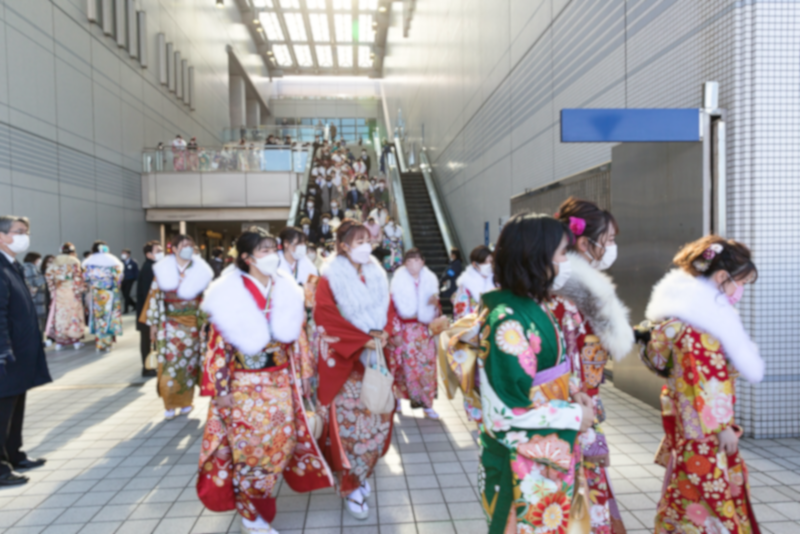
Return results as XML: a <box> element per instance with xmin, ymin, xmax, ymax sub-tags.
<box><xmin>555</xmin><ymin>252</ymin><xmax>633</xmax><ymax>361</ymax></box>
<box><xmin>201</xmin><ymin>269</ymin><xmax>305</xmax><ymax>356</ymax></box>
<box><xmin>391</xmin><ymin>265</ymin><xmax>439</xmax><ymax>324</ymax></box>
<box><xmin>456</xmin><ymin>265</ymin><xmax>495</xmax><ymax>300</ymax></box>
<box><xmin>321</xmin><ymin>254</ymin><xmax>389</xmax><ymax>333</ymax></box>
<box><xmin>82</xmin><ymin>252</ymin><xmax>123</xmax><ymax>269</ymax></box>
<box><xmin>645</xmin><ymin>269</ymin><xmax>764</xmax><ymax>383</ymax></box>
<box><xmin>278</xmin><ymin>250</ymin><xmax>319</xmax><ymax>285</ymax></box>
<box><xmin>152</xmin><ymin>254</ymin><xmax>213</xmax><ymax>300</ymax></box>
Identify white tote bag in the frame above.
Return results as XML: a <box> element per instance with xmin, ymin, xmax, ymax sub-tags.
<box><xmin>360</xmin><ymin>337</ymin><xmax>395</xmax><ymax>414</ymax></box>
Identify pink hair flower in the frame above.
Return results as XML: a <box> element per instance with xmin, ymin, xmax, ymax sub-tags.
<box><xmin>569</xmin><ymin>217</ymin><xmax>586</xmax><ymax>237</ymax></box>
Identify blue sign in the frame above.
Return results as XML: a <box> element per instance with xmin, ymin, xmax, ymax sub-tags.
<box><xmin>561</xmin><ymin>108</ymin><xmax>700</xmax><ymax>143</ymax></box>
<box><xmin>484</xmin><ymin>222</ymin><xmax>490</xmax><ymax>246</ymax></box>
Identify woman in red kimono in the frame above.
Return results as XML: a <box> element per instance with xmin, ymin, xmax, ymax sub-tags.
<box><xmin>313</xmin><ymin>218</ymin><xmax>398</xmax><ymax>521</ymax></box>
<box><xmin>639</xmin><ymin>235</ymin><xmax>763</xmax><ymax>534</ymax></box>
<box><xmin>551</xmin><ymin>198</ymin><xmax>633</xmax><ymax>534</ymax></box>
<box><xmin>198</xmin><ymin>227</ymin><xmax>333</xmax><ymax>534</ymax></box>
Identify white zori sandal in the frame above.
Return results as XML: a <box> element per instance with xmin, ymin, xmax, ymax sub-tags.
<box><xmin>360</xmin><ymin>479</ymin><xmax>371</xmax><ymax>498</ymax></box>
<box><xmin>424</xmin><ymin>408</ymin><xmax>440</xmax><ymax>420</ymax></box>
<box><xmin>240</xmin><ymin>515</ymin><xmax>280</xmax><ymax>534</ymax></box>
<box><xmin>344</xmin><ymin>488</ymin><xmax>369</xmax><ymax>520</ymax></box>
<box><xmin>164</xmin><ymin>409</ymin><xmax>177</xmax><ymax>420</ymax></box>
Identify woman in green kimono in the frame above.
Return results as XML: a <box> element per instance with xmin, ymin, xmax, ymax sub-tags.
<box><xmin>478</xmin><ymin>213</ymin><xmax>595</xmax><ymax>534</ymax></box>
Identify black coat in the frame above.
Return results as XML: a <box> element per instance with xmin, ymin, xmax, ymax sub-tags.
<box><xmin>123</xmin><ymin>258</ymin><xmax>140</xmax><ymax>281</ymax></box>
<box><xmin>136</xmin><ymin>259</ymin><xmax>155</xmax><ymax>330</ymax></box>
<box><xmin>0</xmin><ymin>254</ymin><xmax>52</xmax><ymax>397</ymax></box>
<box><xmin>439</xmin><ymin>259</ymin><xmax>463</xmax><ymax>300</ymax></box>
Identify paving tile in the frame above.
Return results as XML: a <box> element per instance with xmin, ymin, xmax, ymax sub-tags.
<box><xmin>417</xmin><ymin>522</ymin><xmax>456</xmax><ymax>534</ymax></box>
<box><xmin>77</xmin><ymin>522</ymin><xmax>122</xmax><ymax>534</ymax></box>
<box><xmin>15</xmin><ymin>507</ymin><xmax>67</xmax><ymax>527</ymax></box>
<box><xmin>414</xmin><ymin>503</ymin><xmax>450</xmax><ymax>522</ymax></box>
<box><xmin>191</xmin><ymin>514</ymin><xmax>235</xmax><ymax>534</ymax></box>
<box><xmin>304</xmin><ymin>509</ymin><xmax>342</xmax><ymax>529</ymax></box>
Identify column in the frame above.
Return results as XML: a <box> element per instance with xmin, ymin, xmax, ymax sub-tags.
<box><xmin>229</xmin><ymin>75</ymin><xmax>246</xmax><ymax>129</ymax></box>
<box><xmin>246</xmin><ymin>98</ymin><xmax>260</xmax><ymax>127</ymax></box>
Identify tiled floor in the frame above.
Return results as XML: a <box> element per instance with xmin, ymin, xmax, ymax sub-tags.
<box><xmin>1</xmin><ymin>315</ymin><xmax>799</xmax><ymax>534</ymax></box>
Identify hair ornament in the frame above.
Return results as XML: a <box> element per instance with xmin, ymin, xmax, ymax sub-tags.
<box><xmin>568</xmin><ymin>217</ymin><xmax>586</xmax><ymax>237</ymax></box>
<box><xmin>694</xmin><ymin>243</ymin><xmax>724</xmax><ymax>272</ymax></box>
<box><xmin>703</xmin><ymin>243</ymin><xmax>723</xmax><ymax>260</ymax></box>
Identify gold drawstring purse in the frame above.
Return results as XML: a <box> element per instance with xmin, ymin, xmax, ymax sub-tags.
<box><xmin>567</xmin><ymin>458</ymin><xmax>591</xmax><ymax>534</ymax></box>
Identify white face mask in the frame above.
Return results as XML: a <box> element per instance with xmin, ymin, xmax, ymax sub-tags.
<box><xmin>322</xmin><ymin>219</ymin><xmax>330</xmax><ymax>226</ymax></box>
<box><xmin>253</xmin><ymin>252</ymin><xmax>279</xmax><ymax>277</ymax></box>
<box><xmin>551</xmin><ymin>258</ymin><xmax>572</xmax><ymax>291</ymax></box>
<box><xmin>478</xmin><ymin>263</ymin><xmax>492</xmax><ymax>278</ymax></box>
<box><xmin>308</xmin><ymin>252</ymin><xmax>317</xmax><ymax>262</ymax></box>
<box><xmin>307</xmin><ymin>204</ymin><xmax>314</xmax><ymax>210</ymax></box>
<box><xmin>153</xmin><ymin>252</ymin><xmax>165</xmax><ymax>262</ymax></box>
<box><xmin>590</xmin><ymin>243</ymin><xmax>617</xmax><ymax>271</ymax></box>
<box><xmin>178</xmin><ymin>247</ymin><xmax>194</xmax><ymax>260</ymax></box>
<box><xmin>348</xmin><ymin>243</ymin><xmax>372</xmax><ymax>264</ymax></box>
<box><xmin>294</xmin><ymin>244</ymin><xmax>307</xmax><ymax>258</ymax></box>
<box><xmin>331</xmin><ymin>204</ymin><xmax>338</xmax><ymax>210</ymax></box>
<box><xmin>121</xmin><ymin>253</ymin><xmax>129</xmax><ymax>260</ymax></box>
<box><xmin>8</xmin><ymin>234</ymin><xmax>30</xmax><ymax>254</ymax></box>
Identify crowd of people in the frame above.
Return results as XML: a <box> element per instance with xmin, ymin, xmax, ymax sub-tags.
<box><xmin>0</xmin><ymin>192</ymin><xmax>765</xmax><ymax>534</ymax></box>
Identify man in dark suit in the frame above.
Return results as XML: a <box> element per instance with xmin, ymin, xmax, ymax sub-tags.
<box><xmin>0</xmin><ymin>215</ymin><xmax>50</xmax><ymax>486</ymax></box>
<box><xmin>136</xmin><ymin>240</ymin><xmax>162</xmax><ymax>378</ymax></box>
<box><xmin>210</xmin><ymin>247</ymin><xmax>225</xmax><ymax>279</ymax></box>
<box><xmin>120</xmin><ymin>248</ymin><xmax>139</xmax><ymax>314</ymax></box>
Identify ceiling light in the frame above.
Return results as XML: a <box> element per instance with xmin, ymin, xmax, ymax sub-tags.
<box><xmin>273</xmin><ymin>44</ymin><xmax>292</xmax><ymax>66</ymax></box>
<box><xmin>306</xmin><ymin>0</ymin><xmax>325</xmax><ymax>8</ymax></box>
<box><xmin>316</xmin><ymin>45</ymin><xmax>333</xmax><ymax>67</ymax></box>
<box><xmin>280</xmin><ymin>0</ymin><xmax>300</xmax><ymax>8</ymax></box>
<box><xmin>358</xmin><ymin>45</ymin><xmax>371</xmax><ymax>67</ymax></box>
<box><xmin>252</xmin><ymin>0</ymin><xmax>272</xmax><ymax>7</ymax></box>
<box><xmin>333</xmin><ymin>0</ymin><xmax>351</xmax><ymax>10</ymax></box>
<box><xmin>284</xmin><ymin>12</ymin><xmax>307</xmax><ymax>41</ymax></box>
<box><xmin>309</xmin><ymin>13</ymin><xmax>330</xmax><ymax>42</ymax></box>
<box><xmin>295</xmin><ymin>45</ymin><xmax>313</xmax><ymax>66</ymax></box>
<box><xmin>259</xmin><ymin>12</ymin><xmax>284</xmax><ymax>41</ymax></box>
<box><xmin>216</xmin><ymin>0</ymin><xmax>224</xmax><ymax>8</ymax></box>
<box><xmin>358</xmin><ymin>14</ymin><xmax>373</xmax><ymax>42</ymax></box>
<box><xmin>378</xmin><ymin>6</ymin><xmax>386</xmax><ymax>12</ymax></box>
<box><xmin>337</xmin><ymin>45</ymin><xmax>353</xmax><ymax>67</ymax></box>
<box><xmin>334</xmin><ymin>13</ymin><xmax>352</xmax><ymax>42</ymax></box>
<box><xmin>359</xmin><ymin>0</ymin><xmax>378</xmax><ymax>10</ymax></box>
<box><xmin>253</xmin><ymin>18</ymin><xmax>260</xmax><ymax>24</ymax></box>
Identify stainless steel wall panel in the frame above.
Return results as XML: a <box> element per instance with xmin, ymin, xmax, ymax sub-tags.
<box><xmin>245</xmin><ymin>173</ymin><xmax>293</xmax><ymax>207</ymax></box>
<box><xmin>115</xmin><ymin>0</ymin><xmax>125</xmax><ymax>47</ymax></box>
<box><xmin>201</xmin><ymin>173</ymin><xmax>246</xmax><ymax>207</ymax></box>
<box><xmin>166</xmin><ymin>43</ymin><xmax>174</xmax><ymax>91</ymax></box>
<box><xmin>127</xmin><ymin>0</ymin><xmax>137</xmax><ymax>58</ymax></box>
<box><xmin>155</xmin><ymin>173</ymin><xmax>201</xmax><ymax>206</ymax></box>
<box><xmin>182</xmin><ymin>60</ymin><xmax>189</xmax><ymax>105</ymax></box>
<box><xmin>101</xmin><ymin>0</ymin><xmax>113</xmax><ymax>36</ymax></box>
<box><xmin>174</xmin><ymin>51</ymin><xmax>182</xmax><ymax>98</ymax></box>
<box><xmin>188</xmin><ymin>66</ymin><xmax>195</xmax><ymax>110</ymax></box>
<box><xmin>157</xmin><ymin>33</ymin><xmax>167</xmax><ymax>83</ymax></box>
<box><xmin>137</xmin><ymin>11</ymin><xmax>147</xmax><ymax>67</ymax></box>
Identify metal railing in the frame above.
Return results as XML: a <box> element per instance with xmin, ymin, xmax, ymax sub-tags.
<box><xmin>419</xmin><ymin>149</ymin><xmax>460</xmax><ymax>255</ymax></box>
<box><xmin>386</xmin><ymin>145</ymin><xmax>413</xmax><ymax>250</ymax></box>
<box><xmin>287</xmin><ymin>144</ymin><xmax>316</xmax><ymax>227</ymax></box>
<box><xmin>142</xmin><ymin>146</ymin><xmax>309</xmax><ymax>174</ymax></box>
<box><xmin>222</xmin><ymin>125</ymin><xmax>324</xmax><ymax>145</ymax></box>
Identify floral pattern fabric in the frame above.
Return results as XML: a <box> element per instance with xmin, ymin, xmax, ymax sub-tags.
<box><xmin>382</xmin><ymin>234</ymin><xmax>403</xmax><ymax>272</ymax></box>
<box><xmin>83</xmin><ymin>264</ymin><xmax>124</xmax><ymax>350</ymax></box>
<box><xmin>45</xmin><ymin>257</ymin><xmax>85</xmax><ymax>344</ymax></box>
<box><xmin>451</xmin><ymin>284</ymin><xmax>479</xmax><ymax>321</ymax></box>
<box><xmin>643</xmin><ymin>319</ymin><xmax>759</xmax><ymax>534</ymax></box>
<box><xmin>392</xmin><ymin>319</ymin><xmax>437</xmax><ymax>409</ymax></box>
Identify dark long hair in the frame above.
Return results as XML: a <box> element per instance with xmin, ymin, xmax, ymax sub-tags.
<box><xmin>235</xmin><ymin>226</ymin><xmax>277</xmax><ymax>273</ymax></box>
<box><xmin>493</xmin><ymin>213</ymin><xmax>567</xmax><ymax>301</ymax></box>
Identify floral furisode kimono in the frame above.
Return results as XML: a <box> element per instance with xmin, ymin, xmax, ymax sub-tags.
<box><xmin>642</xmin><ymin>269</ymin><xmax>764</xmax><ymax>534</ymax></box>
<box><xmin>389</xmin><ymin>264</ymin><xmax>440</xmax><ymax>409</ymax></box>
<box><xmin>313</xmin><ymin>254</ymin><xmax>398</xmax><ymax>496</ymax></box>
<box><xmin>478</xmin><ymin>289</ymin><xmax>585</xmax><ymax>534</ymax></box>
<box><xmin>451</xmin><ymin>264</ymin><xmax>496</xmax><ymax>320</ymax></box>
<box><xmin>44</xmin><ymin>254</ymin><xmax>85</xmax><ymax>345</ymax></box>
<box><xmin>198</xmin><ymin>268</ymin><xmax>332</xmax><ymax>524</ymax></box>
<box><xmin>381</xmin><ymin>223</ymin><xmax>403</xmax><ymax>272</ymax></box>
<box><xmin>141</xmin><ymin>254</ymin><xmax>213</xmax><ymax>411</ymax></box>
<box><xmin>551</xmin><ymin>252</ymin><xmax>634</xmax><ymax>534</ymax></box>
<box><xmin>82</xmin><ymin>253</ymin><xmax>124</xmax><ymax>350</ymax></box>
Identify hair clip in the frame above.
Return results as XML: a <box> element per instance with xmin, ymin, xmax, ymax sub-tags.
<box><xmin>703</xmin><ymin>243</ymin><xmax>723</xmax><ymax>260</ymax></box>
<box><xmin>693</xmin><ymin>259</ymin><xmax>710</xmax><ymax>272</ymax></box>
<box><xmin>568</xmin><ymin>217</ymin><xmax>586</xmax><ymax>237</ymax></box>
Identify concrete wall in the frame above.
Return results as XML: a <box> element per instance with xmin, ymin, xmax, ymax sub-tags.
<box><xmin>382</xmin><ymin>0</ymin><xmax>800</xmax><ymax>438</ymax></box>
<box><xmin>268</xmin><ymin>98</ymin><xmax>380</xmax><ymax>122</ymax></box>
<box><xmin>0</xmin><ymin>0</ymin><xmax>267</xmax><ymax>261</ymax></box>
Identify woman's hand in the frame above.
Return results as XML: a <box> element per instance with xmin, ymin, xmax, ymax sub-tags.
<box><xmin>215</xmin><ymin>395</ymin><xmax>234</xmax><ymax>409</ymax></box>
<box><xmin>577</xmin><ymin>395</ymin><xmax>595</xmax><ymax>432</ymax></box>
<box><xmin>150</xmin><ymin>329</ymin><xmax>157</xmax><ymax>343</ymax></box>
<box><xmin>428</xmin><ymin>295</ymin><xmax>439</xmax><ymax>306</ymax></box>
<box><xmin>389</xmin><ymin>335</ymin><xmax>403</xmax><ymax>348</ymax></box>
<box><xmin>364</xmin><ymin>339</ymin><xmax>377</xmax><ymax>350</ymax></box>
<box><xmin>718</xmin><ymin>426</ymin><xmax>739</xmax><ymax>454</ymax></box>
<box><xmin>429</xmin><ymin>316</ymin><xmax>450</xmax><ymax>336</ymax></box>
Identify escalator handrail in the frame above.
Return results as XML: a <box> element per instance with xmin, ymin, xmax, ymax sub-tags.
<box><xmin>286</xmin><ymin>143</ymin><xmax>315</xmax><ymax>227</ymax></box>
<box><xmin>393</xmin><ymin>135</ymin><xmax>408</xmax><ymax>174</ymax></box>
<box><xmin>386</xmin><ymin>150</ymin><xmax>414</xmax><ymax>251</ymax></box>
<box><xmin>418</xmin><ymin>149</ymin><xmax>460</xmax><ymax>256</ymax></box>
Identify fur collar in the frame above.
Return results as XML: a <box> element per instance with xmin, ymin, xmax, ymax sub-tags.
<box><xmin>391</xmin><ymin>265</ymin><xmax>439</xmax><ymax>324</ymax></box>
<box><xmin>201</xmin><ymin>269</ymin><xmax>305</xmax><ymax>356</ymax></box>
<box><xmin>321</xmin><ymin>254</ymin><xmax>389</xmax><ymax>333</ymax></box>
<box><xmin>555</xmin><ymin>252</ymin><xmax>633</xmax><ymax>361</ymax></box>
<box><xmin>278</xmin><ymin>250</ymin><xmax>319</xmax><ymax>285</ymax></box>
<box><xmin>456</xmin><ymin>265</ymin><xmax>495</xmax><ymax>300</ymax></box>
<box><xmin>82</xmin><ymin>253</ymin><xmax>123</xmax><ymax>269</ymax></box>
<box><xmin>645</xmin><ymin>269</ymin><xmax>764</xmax><ymax>383</ymax></box>
<box><xmin>152</xmin><ymin>254</ymin><xmax>213</xmax><ymax>300</ymax></box>
<box><xmin>53</xmin><ymin>254</ymin><xmax>81</xmax><ymax>267</ymax></box>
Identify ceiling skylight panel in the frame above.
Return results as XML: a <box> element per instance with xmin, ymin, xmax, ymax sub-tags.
<box><xmin>260</xmin><ymin>12</ymin><xmax>284</xmax><ymax>41</ymax></box>
<box><xmin>284</xmin><ymin>12</ymin><xmax>307</xmax><ymax>41</ymax></box>
<box><xmin>316</xmin><ymin>45</ymin><xmax>333</xmax><ymax>67</ymax></box>
<box><xmin>273</xmin><ymin>44</ymin><xmax>292</xmax><ymax>66</ymax></box>
<box><xmin>306</xmin><ymin>0</ymin><xmax>326</xmax><ymax>9</ymax></box>
<box><xmin>358</xmin><ymin>14</ymin><xmax>373</xmax><ymax>42</ymax></box>
<box><xmin>294</xmin><ymin>45</ymin><xmax>313</xmax><ymax>66</ymax></box>
<box><xmin>280</xmin><ymin>0</ymin><xmax>299</xmax><ymax>8</ymax></box>
<box><xmin>309</xmin><ymin>13</ymin><xmax>330</xmax><ymax>42</ymax></box>
<box><xmin>253</xmin><ymin>0</ymin><xmax>272</xmax><ymax>8</ymax></box>
<box><xmin>337</xmin><ymin>45</ymin><xmax>353</xmax><ymax>67</ymax></box>
<box><xmin>334</xmin><ymin>13</ymin><xmax>352</xmax><ymax>42</ymax></box>
<box><xmin>333</xmin><ymin>0</ymin><xmax>351</xmax><ymax>10</ymax></box>
<box><xmin>358</xmin><ymin>45</ymin><xmax>371</xmax><ymax>67</ymax></box>
<box><xmin>359</xmin><ymin>0</ymin><xmax>377</xmax><ymax>10</ymax></box>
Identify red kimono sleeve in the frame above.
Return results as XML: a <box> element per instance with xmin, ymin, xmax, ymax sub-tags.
<box><xmin>200</xmin><ymin>325</ymin><xmax>235</xmax><ymax>398</ymax></box>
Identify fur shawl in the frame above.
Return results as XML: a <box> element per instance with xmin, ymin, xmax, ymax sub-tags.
<box><xmin>201</xmin><ymin>269</ymin><xmax>304</xmax><ymax>356</ymax></box>
<box><xmin>645</xmin><ymin>269</ymin><xmax>764</xmax><ymax>383</ymax></box>
<box><xmin>278</xmin><ymin>250</ymin><xmax>319</xmax><ymax>285</ymax></box>
<box><xmin>82</xmin><ymin>252</ymin><xmax>123</xmax><ymax>269</ymax></box>
<box><xmin>456</xmin><ymin>265</ymin><xmax>495</xmax><ymax>300</ymax></box>
<box><xmin>53</xmin><ymin>254</ymin><xmax>81</xmax><ymax>267</ymax></box>
<box><xmin>391</xmin><ymin>265</ymin><xmax>439</xmax><ymax>324</ymax></box>
<box><xmin>555</xmin><ymin>252</ymin><xmax>633</xmax><ymax>361</ymax></box>
<box><xmin>152</xmin><ymin>254</ymin><xmax>213</xmax><ymax>300</ymax></box>
<box><xmin>321</xmin><ymin>254</ymin><xmax>389</xmax><ymax>333</ymax></box>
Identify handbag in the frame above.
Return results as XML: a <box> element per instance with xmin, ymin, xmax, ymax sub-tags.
<box><xmin>567</xmin><ymin>456</ymin><xmax>592</xmax><ymax>534</ymax></box>
<box><xmin>360</xmin><ymin>337</ymin><xmax>395</xmax><ymax>415</ymax></box>
<box><xmin>304</xmin><ymin>398</ymin><xmax>323</xmax><ymax>440</ymax></box>
<box><xmin>144</xmin><ymin>349</ymin><xmax>158</xmax><ymax>371</ymax></box>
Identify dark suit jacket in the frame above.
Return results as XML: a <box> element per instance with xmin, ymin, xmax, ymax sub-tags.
<box><xmin>123</xmin><ymin>258</ymin><xmax>140</xmax><ymax>281</ymax></box>
<box><xmin>0</xmin><ymin>254</ymin><xmax>52</xmax><ymax>397</ymax></box>
<box><xmin>136</xmin><ymin>259</ymin><xmax>155</xmax><ymax>330</ymax></box>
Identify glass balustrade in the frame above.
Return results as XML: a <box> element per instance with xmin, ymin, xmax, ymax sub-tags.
<box><xmin>142</xmin><ymin>146</ymin><xmax>309</xmax><ymax>173</ymax></box>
